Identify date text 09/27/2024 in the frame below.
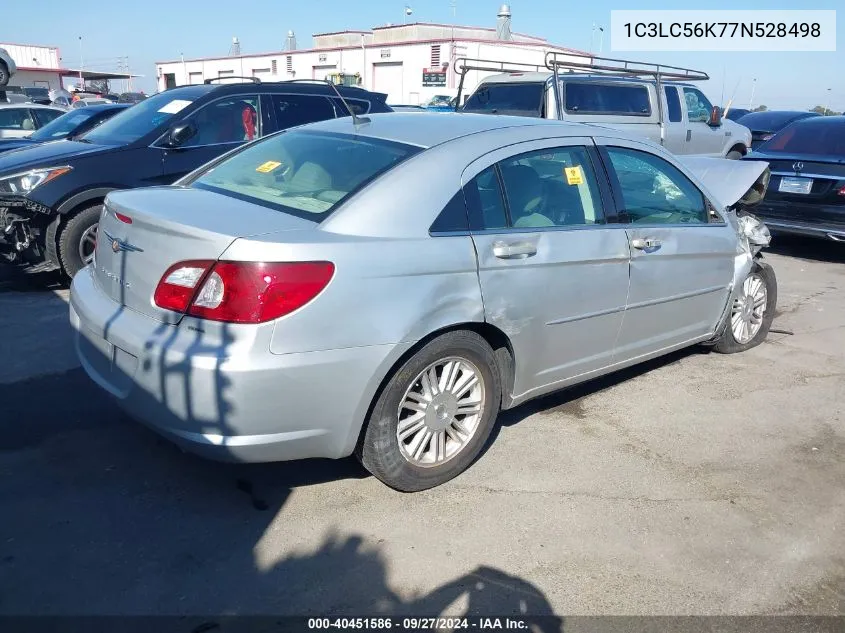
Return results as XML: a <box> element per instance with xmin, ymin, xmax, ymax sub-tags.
<box><xmin>307</xmin><ymin>617</ymin><xmax>532</xmax><ymax>630</ymax></box>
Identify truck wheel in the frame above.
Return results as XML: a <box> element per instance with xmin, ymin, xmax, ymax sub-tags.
<box><xmin>712</xmin><ymin>262</ymin><xmax>777</xmax><ymax>354</ymax></box>
<box><xmin>0</xmin><ymin>63</ymin><xmax>9</xmax><ymax>87</ymax></box>
<box><xmin>358</xmin><ymin>330</ymin><xmax>502</xmax><ymax>492</ymax></box>
<box><xmin>726</xmin><ymin>149</ymin><xmax>744</xmax><ymax>160</ymax></box>
<box><xmin>58</xmin><ymin>204</ymin><xmax>102</xmax><ymax>280</ymax></box>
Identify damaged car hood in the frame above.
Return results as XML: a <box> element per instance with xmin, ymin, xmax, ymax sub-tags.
<box><xmin>676</xmin><ymin>156</ymin><xmax>770</xmax><ymax>209</ymax></box>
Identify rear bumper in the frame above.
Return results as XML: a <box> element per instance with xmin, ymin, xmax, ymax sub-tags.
<box><xmin>69</xmin><ymin>266</ymin><xmax>408</xmax><ymax>463</ymax></box>
<box><xmin>754</xmin><ymin>204</ymin><xmax>845</xmax><ymax>242</ymax></box>
<box><xmin>756</xmin><ymin>217</ymin><xmax>845</xmax><ymax>241</ymax></box>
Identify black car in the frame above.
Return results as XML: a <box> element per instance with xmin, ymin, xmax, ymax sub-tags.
<box><xmin>0</xmin><ymin>80</ymin><xmax>391</xmax><ymax>278</ymax></box>
<box><xmin>22</xmin><ymin>87</ymin><xmax>52</xmax><ymax>105</ymax></box>
<box><xmin>118</xmin><ymin>92</ymin><xmax>147</xmax><ymax>104</ymax></box>
<box><xmin>725</xmin><ymin>108</ymin><xmax>751</xmax><ymax>121</ymax></box>
<box><xmin>0</xmin><ymin>104</ymin><xmax>129</xmax><ymax>154</ymax></box>
<box><xmin>737</xmin><ymin>110</ymin><xmax>821</xmax><ymax>149</ymax></box>
<box><xmin>743</xmin><ymin>116</ymin><xmax>845</xmax><ymax>242</ymax></box>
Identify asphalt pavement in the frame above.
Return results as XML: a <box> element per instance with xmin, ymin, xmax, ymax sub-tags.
<box><xmin>0</xmin><ymin>237</ymin><xmax>843</xmax><ymax>618</ymax></box>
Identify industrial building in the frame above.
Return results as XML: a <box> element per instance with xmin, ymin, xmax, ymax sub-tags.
<box><xmin>155</xmin><ymin>5</ymin><xmax>587</xmax><ymax>105</ymax></box>
<box><xmin>1</xmin><ymin>41</ymin><xmax>137</xmax><ymax>93</ymax></box>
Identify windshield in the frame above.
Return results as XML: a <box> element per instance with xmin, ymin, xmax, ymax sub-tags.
<box><xmin>81</xmin><ymin>86</ymin><xmax>213</xmax><ymax>145</ymax></box>
<box><xmin>191</xmin><ymin>130</ymin><xmax>420</xmax><ymax>222</ymax></box>
<box><xmin>30</xmin><ymin>108</ymin><xmax>102</xmax><ymax>141</ymax></box>
<box><xmin>759</xmin><ymin>119</ymin><xmax>845</xmax><ymax>156</ymax></box>
<box><xmin>463</xmin><ymin>83</ymin><xmax>545</xmax><ymax>117</ymax></box>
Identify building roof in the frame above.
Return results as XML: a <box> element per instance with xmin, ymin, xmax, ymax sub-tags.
<box><xmin>157</xmin><ymin>22</ymin><xmax>589</xmax><ymax>65</ymax></box>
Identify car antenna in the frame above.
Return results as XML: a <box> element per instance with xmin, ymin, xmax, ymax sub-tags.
<box><xmin>287</xmin><ymin>79</ymin><xmax>371</xmax><ymax>128</ymax></box>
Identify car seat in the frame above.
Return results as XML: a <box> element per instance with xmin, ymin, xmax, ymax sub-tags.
<box><xmin>21</xmin><ymin>118</ymin><xmax>35</xmax><ymax>131</ymax></box>
<box><xmin>500</xmin><ymin>164</ymin><xmax>553</xmax><ymax>228</ymax></box>
<box><xmin>242</xmin><ymin>104</ymin><xmax>257</xmax><ymax>140</ymax></box>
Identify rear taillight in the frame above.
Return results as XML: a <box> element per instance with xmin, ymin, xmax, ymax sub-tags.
<box><xmin>838</xmin><ymin>185</ymin><xmax>845</xmax><ymax>197</ymax></box>
<box><xmin>153</xmin><ymin>260</ymin><xmax>335</xmax><ymax>324</ymax></box>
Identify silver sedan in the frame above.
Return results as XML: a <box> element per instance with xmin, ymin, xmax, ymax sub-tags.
<box><xmin>69</xmin><ymin>112</ymin><xmax>777</xmax><ymax>492</ymax></box>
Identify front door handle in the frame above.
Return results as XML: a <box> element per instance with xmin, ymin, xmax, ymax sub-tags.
<box><xmin>686</xmin><ymin>129</ymin><xmax>692</xmax><ymax>142</ymax></box>
<box><xmin>631</xmin><ymin>238</ymin><xmax>662</xmax><ymax>250</ymax></box>
<box><xmin>492</xmin><ymin>240</ymin><xmax>537</xmax><ymax>259</ymax></box>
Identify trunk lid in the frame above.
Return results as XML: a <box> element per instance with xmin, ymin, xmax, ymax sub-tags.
<box><xmin>93</xmin><ymin>186</ymin><xmax>316</xmax><ymax>322</ymax></box>
<box><xmin>746</xmin><ymin>153</ymin><xmax>845</xmax><ymax>207</ymax></box>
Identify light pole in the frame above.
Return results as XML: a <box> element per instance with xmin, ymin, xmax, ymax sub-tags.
<box><xmin>749</xmin><ymin>78</ymin><xmax>757</xmax><ymax>111</ymax></box>
<box><xmin>824</xmin><ymin>88</ymin><xmax>832</xmax><ymax>115</ymax></box>
<box><xmin>181</xmin><ymin>52</ymin><xmax>186</xmax><ymax>86</ymax></box>
<box><xmin>598</xmin><ymin>26</ymin><xmax>605</xmax><ymax>54</ymax></box>
<box><xmin>404</xmin><ymin>5</ymin><xmax>412</xmax><ymax>24</ymax></box>
<box><xmin>78</xmin><ymin>36</ymin><xmax>83</xmax><ymax>92</ymax></box>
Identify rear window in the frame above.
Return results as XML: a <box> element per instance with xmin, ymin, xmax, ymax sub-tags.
<box><xmin>760</xmin><ymin>120</ymin><xmax>845</xmax><ymax>156</ymax></box>
<box><xmin>462</xmin><ymin>83</ymin><xmax>545</xmax><ymax>117</ymax></box>
<box><xmin>565</xmin><ymin>83</ymin><xmax>651</xmax><ymax>116</ymax></box>
<box><xmin>191</xmin><ymin>130</ymin><xmax>421</xmax><ymax>221</ymax></box>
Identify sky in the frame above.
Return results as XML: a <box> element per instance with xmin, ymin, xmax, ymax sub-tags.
<box><xmin>3</xmin><ymin>0</ymin><xmax>843</xmax><ymax>110</ymax></box>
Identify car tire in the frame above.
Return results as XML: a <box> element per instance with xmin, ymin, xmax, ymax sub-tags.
<box><xmin>58</xmin><ymin>204</ymin><xmax>102</xmax><ymax>280</ymax></box>
<box><xmin>358</xmin><ymin>330</ymin><xmax>502</xmax><ymax>492</ymax></box>
<box><xmin>712</xmin><ymin>261</ymin><xmax>777</xmax><ymax>354</ymax></box>
<box><xmin>0</xmin><ymin>63</ymin><xmax>9</xmax><ymax>88</ymax></box>
<box><xmin>726</xmin><ymin>149</ymin><xmax>744</xmax><ymax>160</ymax></box>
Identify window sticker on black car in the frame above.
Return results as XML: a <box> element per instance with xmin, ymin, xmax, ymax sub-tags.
<box><xmin>157</xmin><ymin>99</ymin><xmax>192</xmax><ymax>114</ymax></box>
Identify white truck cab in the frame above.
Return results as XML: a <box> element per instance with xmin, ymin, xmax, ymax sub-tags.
<box><xmin>458</xmin><ymin>54</ymin><xmax>751</xmax><ymax>159</ymax></box>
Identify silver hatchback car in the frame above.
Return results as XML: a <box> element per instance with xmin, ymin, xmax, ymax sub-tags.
<box><xmin>70</xmin><ymin>112</ymin><xmax>777</xmax><ymax>492</ymax></box>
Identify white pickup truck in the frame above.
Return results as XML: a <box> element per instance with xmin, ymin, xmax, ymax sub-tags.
<box><xmin>457</xmin><ymin>54</ymin><xmax>752</xmax><ymax>159</ymax></box>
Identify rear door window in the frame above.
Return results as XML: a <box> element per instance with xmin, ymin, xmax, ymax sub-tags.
<box><xmin>462</xmin><ymin>83</ymin><xmax>545</xmax><ymax>117</ymax></box>
<box><xmin>664</xmin><ymin>87</ymin><xmax>682</xmax><ymax>122</ymax></box>
<box><xmin>272</xmin><ymin>94</ymin><xmax>337</xmax><ymax>130</ymax></box>
<box><xmin>0</xmin><ymin>108</ymin><xmax>35</xmax><ymax>131</ymax></box>
<box><xmin>331</xmin><ymin>98</ymin><xmax>371</xmax><ymax>116</ymax></box>
<box><xmin>565</xmin><ymin>83</ymin><xmax>651</xmax><ymax>116</ymax></box>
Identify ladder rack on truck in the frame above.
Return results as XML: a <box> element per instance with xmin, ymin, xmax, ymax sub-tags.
<box><xmin>455</xmin><ymin>53</ymin><xmax>710</xmax><ymax>145</ymax></box>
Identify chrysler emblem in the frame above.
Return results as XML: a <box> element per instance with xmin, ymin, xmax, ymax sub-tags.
<box><xmin>103</xmin><ymin>231</ymin><xmax>143</xmax><ymax>254</ymax></box>
<box><xmin>792</xmin><ymin>162</ymin><xmax>804</xmax><ymax>172</ymax></box>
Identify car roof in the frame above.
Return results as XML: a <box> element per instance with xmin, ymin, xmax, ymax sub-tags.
<box><xmin>162</xmin><ymin>80</ymin><xmax>387</xmax><ymax>100</ymax></box>
<box><xmin>0</xmin><ymin>103</ymin><xmax>64</xmax><ymax>110</ymax></box>
<box><xmin>299</xmin><ymin>111</ymin><xmax>612</xmax><ymax>149</ymax></box>
<box><xmin>476</xmin><ymin>72</ymin><xmax>697</xmax><ymax>88</ymax></box>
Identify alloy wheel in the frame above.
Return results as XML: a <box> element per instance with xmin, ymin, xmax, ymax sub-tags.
<box><xmin>731</xmin><ymin>273</ymin><xmax>768</xmax><ymax>344</ymax></box>
<box><xmin>396</xmin><ymin>356</ymin><xmax>486</xmax><ymax>467</ymax></box>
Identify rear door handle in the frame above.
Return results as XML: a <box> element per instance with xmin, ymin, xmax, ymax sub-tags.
<box><xmin>686</xmin><ymin>129</ymin><xmax>692</xmax><ymax>142</ymax></box>
<box><xmin>631</xmin><ymin>238</ymin><xmax>662</xmax><ymax>250</ymax></box>
<box><xmin>492</xmin><ymin>241</ymin><xmax>537</xmax><ymax>259</ymax></box>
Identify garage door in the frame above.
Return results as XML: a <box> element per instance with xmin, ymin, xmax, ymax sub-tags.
<box><xmin>373</xmin><ymin>62</ymin><xmax>403</xmax><ymax>104</ymax></box>
<box><xmin>312</xmin><ymin>65</ymin><xmax>337</xmax><ymax>80</ymax></box>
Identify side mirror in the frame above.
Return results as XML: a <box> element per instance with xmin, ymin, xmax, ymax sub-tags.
<box><xmin>708</xmin><ymin>106</ymin><xmax>722</xmax><ymax>127</ymax></box>
<box><xmin>166</xmin><ymin>121</ymin><xmax>196</xmax><ymax>147</ymax></box>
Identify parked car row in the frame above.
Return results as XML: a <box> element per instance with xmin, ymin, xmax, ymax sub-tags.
<box><xmin>5</xmin><ymin>62</ymin><xmax>839</xmax><ymax>491</ymax></box>
<box><xmin>0</xmin><ymin>80</ymin><xmax>392</xmax><ymax>276</ymax></box>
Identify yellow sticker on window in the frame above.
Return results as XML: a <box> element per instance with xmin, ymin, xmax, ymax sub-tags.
<box><xmin>564</xmin><ymin>166</ymin><xmax>584</xmax><ymax>185</ymax></box>
<box><xmin>256</xmin><ymin>161</ymin><xmax>282</xmax><ymax>173</ymax></box>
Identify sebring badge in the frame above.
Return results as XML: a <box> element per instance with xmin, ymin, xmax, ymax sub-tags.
<box><xmin>103</xmin><ymin>231</ymin><xmax>143</xmax><ymax>254</ymax></box>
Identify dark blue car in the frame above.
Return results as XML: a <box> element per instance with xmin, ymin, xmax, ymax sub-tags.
<box><xmin>0</xmin><ymin>104</ymin><xmax>130</xmax><ymax>154</ymax></box>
